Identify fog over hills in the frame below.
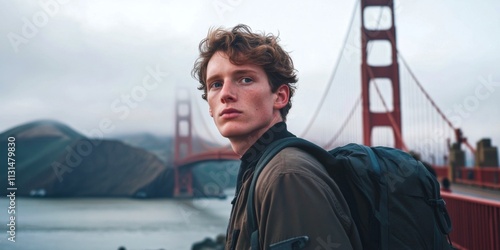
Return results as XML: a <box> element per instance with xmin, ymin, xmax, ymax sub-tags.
<box><xmin>1</xmin><ymin>120</ymin><xmax>238</xmax><ymax>198</ymax></box>
<box><xmin>113</xmin><ymin>132</ymin><xmax>174</xmax><ymax>165</ymax></box>
<box><xmin>0</xmin><ymin>120</ymin><xmax>169</xmax><ymax>197</ymax></box>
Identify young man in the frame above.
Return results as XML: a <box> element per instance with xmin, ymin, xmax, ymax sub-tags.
<box><xmin>192</xmin><ymin>24</ymin><xmax>361</xmax><ymax>250</ymax></box>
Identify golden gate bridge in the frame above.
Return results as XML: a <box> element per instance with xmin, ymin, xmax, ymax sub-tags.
<box><xmin>171</xmin><ymin>1</ymin><xmax>500</xmax><ymax>249</ymax></box>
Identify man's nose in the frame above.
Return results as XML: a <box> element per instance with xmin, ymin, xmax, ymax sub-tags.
<box><xmin>220</xmin><ymin>80</ymin><xmax>237</xmax><ymax>103</ymax></box>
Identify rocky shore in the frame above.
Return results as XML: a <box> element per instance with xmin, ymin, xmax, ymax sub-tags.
<box><xmin>113</xmin><ymin>234</ymin><xmax>225</xmax><ymax>250</ymax></box>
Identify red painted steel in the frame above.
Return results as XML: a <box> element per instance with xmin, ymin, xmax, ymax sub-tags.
<box><xmin>360</xmin><ymin>0</ymin><xmax>404</xmax><ymax>149</ymax></box>
<box><xmin>432</xmin><ymin>165</ymin><xmax>500</xmax><ymax>190</ymax></box>
<box><xmin>177</xmin><ymin>149</ymin><xmax>239</xmax><ymax>166</ymax></box>
<box><xmin>433</xmin><ymin>166</ymin><xmax>449</xmax><ymax>179</ymax></box>
<box><xmin>441</xmin><ymin>192</ymin><xmax>500</xmax><ymax>250</ymax></box>
<box><xmin>173</xmin><ymin>90</ymin><xmax>240</xmax><ymax>198</ymax></box>
<box><xmin>453</xmin><ymin>167</ymin><xmax>500</xmax><ymax>189</ymax></box>
<box><xmin>174</xmin><ymin>89</ymin><xmax>194</xmax><ymax>197</ymax></box>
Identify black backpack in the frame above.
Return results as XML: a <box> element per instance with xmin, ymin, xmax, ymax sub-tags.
<box><xmin>247</xmin><ymin>137</ymin><xmax>453</xmax><ymax>250</ymax></box>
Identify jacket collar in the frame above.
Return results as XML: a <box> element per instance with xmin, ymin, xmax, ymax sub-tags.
<box><xmin>235</xmin><ymin>122</ymin><xmax>295</xmax><ymax>194</ymax></box>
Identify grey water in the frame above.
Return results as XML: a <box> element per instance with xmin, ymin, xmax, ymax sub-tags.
<box><xmin>0</xmin><ymin>194</ymin><xmax>233</xmax><ymax>250</ymax></box>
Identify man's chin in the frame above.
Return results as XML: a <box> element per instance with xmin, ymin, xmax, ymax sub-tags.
<box><xmin>217</xmin><ymin>122</ymin><xmax>270</xmax><ymax>142</ymax></box>
<box><xmin>218</xmin><ymin>125</ymin><xmax>249</xmax><ymax>139</ymax></box>
<box><xmin>219</xmin><ymin>129</ymin><xmax>244</xmax><ymax>139</ymax></box>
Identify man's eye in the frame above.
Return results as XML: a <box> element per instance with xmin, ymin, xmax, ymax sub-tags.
<box><xmin>211</xmin><ymin>82</ymin><xmax>223</xmax><ymax>89</ymax></box>
<box><xmin>241</xmin><ymin>77</ymin><xmax>253</xmax><ymax>84</ymax></box>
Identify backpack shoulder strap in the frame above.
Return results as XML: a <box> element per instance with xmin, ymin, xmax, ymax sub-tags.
<box><xmin>247</xmin><ymin>137</ymin><xmax>331</xmax><ymax>250</ymax></box>
<box><xmin>361</xmin><ymin>146</ymin><xmax>388</xmax><ymax>249</ymax></box>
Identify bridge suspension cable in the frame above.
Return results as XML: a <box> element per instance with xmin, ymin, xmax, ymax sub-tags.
<box><xmin>190</xmin><ymin>90</ymin><xmax>229</xmax><ymax>148</ymax></box>
<box><xmin>398</xmin><ymin>54</ymin><xmax>454</xmax><ymax>130</ymax></box>
<box><xmin>299</xmin><ymin>0</ymin><xmax>360</xmax><ymax>138</ymax></box>
<box><xmin>398</xmin><ymin>53</ymin><xmax>476</xmax><ymax>155</ymax></box>
<box><xmin>367</xmin><ymin>69</ymin><xmax>408</xmax><ymax>151</ymax></box>
<box><xmin>350</xmin><ymin>6</ymin><xmax>478</xmax><ymax>161</ymax></box>
<box><xmin>323</xmin><ymin>95</ymin><xmax>362</xmax><ymax>149</ymax></box>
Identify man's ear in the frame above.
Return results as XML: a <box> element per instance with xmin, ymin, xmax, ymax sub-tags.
<box><xmin>274</xmin><ymin>84</ymin><xmax>289</xmax><ymax>110</ymax></box>
<box><xmin>209</xmin><ymin>108</ymin><xmax>213</xmax><ymax>117</ymax></box>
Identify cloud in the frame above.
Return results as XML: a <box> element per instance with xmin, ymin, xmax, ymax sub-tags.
<box><xmin>0</xmin><ymin>0</ymin><xmax>499</xmax><ymax>151</ymax></box>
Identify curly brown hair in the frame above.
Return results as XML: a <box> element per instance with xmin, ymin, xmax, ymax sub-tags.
<box><xmin>192</xmin><ymin>24</ymin><xmax>298</xmax><ymax>121</ymax></box>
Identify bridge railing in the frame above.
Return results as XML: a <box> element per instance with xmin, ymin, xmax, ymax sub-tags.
<box><xmin>454</xmin><ymin>167</ymin><xmax>500</xmax><ymax>189</ymax></box>
<box><xmin>433</xmin><ymin>166</ymin><xmax>449</xmax><ymax>179</ymax></box>
<box><xmin>432</xmin><ymin>166</ymin><xmax>500</xmax><ymax>189</ymax></box>
<box><xmin>442</xmin><ymin>192</ymin><xmax>500</xmax><ymax>250</ymax></box>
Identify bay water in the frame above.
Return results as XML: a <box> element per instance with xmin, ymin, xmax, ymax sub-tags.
<box><xmin>0</xmin><ymin>194</ymin><xmax>233</xmax><ymax>250</ymax></box>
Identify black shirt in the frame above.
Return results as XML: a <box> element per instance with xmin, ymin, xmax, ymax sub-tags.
<box><xmin>233</xmin><ymin>122</ymin><xmax>295</xmax><ymax>202</ymax></box>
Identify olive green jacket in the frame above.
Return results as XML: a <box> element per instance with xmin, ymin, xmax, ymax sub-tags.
<box><xmin>225</xmin><ymin>147</ymin><xmax>362</xmax><ymax>250</ymax></box>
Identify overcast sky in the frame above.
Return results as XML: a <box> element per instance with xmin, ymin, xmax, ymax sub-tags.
<box><xmin>1</xmin><ymin>0</ymin><xmax>499</xmax><ymax>151</ymax></box>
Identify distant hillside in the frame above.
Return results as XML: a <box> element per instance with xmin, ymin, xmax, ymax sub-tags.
<box><xmin>110</xmin><ymin>133</ymin><xmax>239</xmax><ymax>195</ymax></box>
<box><xmin>0</xmin><ymin>120</ymin><xmax>237</xmax><ymax>197</ymax></box>
<box><xmin>4</xmin><ymin>119</ymin><xmax>85</xmax><ymax>140</ymax></box>
<box><xmin>0</xmin><ymin>120</ymin><xmax>167</xmax><ymax>197</ymax></box>
<box><xmin>112</xmin><ymin>132</ymin><xmax>228</xmax><ymax>165</ymax></box>
<box><xmin>0</xmin><ymin>120</ymin><xmax>84</xmax><ymax>194</ymax></box>
<box><xmin>112</xmin><ymin>133</ymin><xmax>173</xmax><ymax>164</ymax></box>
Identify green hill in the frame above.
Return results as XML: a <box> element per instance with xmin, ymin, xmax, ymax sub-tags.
<box><xmin>0</xmin><ymin>120</ymin><xmax>238</xmax><ymax>198</ymax></box>
<box><xmin>0</xmin><ymin>120</ymin><xmax>167</xmax><ymax>197</ymax></box>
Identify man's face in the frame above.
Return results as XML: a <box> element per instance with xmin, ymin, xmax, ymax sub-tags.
<box><xmin>205</xmin><ymin>52</ymin><xmax>285</xmax><ymax>141</ymax></box>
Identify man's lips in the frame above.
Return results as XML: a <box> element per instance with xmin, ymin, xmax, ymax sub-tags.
<box><xmin>220</xmin><ymin>108</ymin><xmax>242</xmax><ymax>118</ymax></box>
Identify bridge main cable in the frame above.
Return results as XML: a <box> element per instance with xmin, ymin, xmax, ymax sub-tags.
<box><xmin>379</xmin><ymin>20</ymin><xmax>476</xmax><ymax>153</ymax></box>
<box><xmin>323</xmin><ymin>95</ymin><xmax>361</xmax><ymax>149</ymax></box>
<box><xmin>397</xmin><ymin>53</ymin><xmax>476</xmax><ymax>153</ymax></box>
<box><xmin>299</xmin><ymin>0</ymin><xmax>360</xmax><ymax>138</ymax></box>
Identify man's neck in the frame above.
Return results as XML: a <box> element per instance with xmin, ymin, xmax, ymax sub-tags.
<box><xmin>229</xmin><ymin>119</ymin><xmax>284</xmax><ymax>156</ymax></box>
<box><xmin>230</xmin><ymin>140</ymin><xmax>254</xmax><ymax>157</ymax></box>
<box><xmin>229</xmin><ymin>131</ymin><xmax>267</xmax><ymax>156</ymax></box>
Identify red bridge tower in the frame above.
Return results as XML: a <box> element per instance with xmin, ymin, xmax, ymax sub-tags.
<box><xmin>173</xmin><ymin>88</ymin><xmax>194</xmax><ymax>197</ymax></box>
<box><xmin>361</xmin><ymin>0</ymin><xmax>404</xmax><ymax>150</ymax></box>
